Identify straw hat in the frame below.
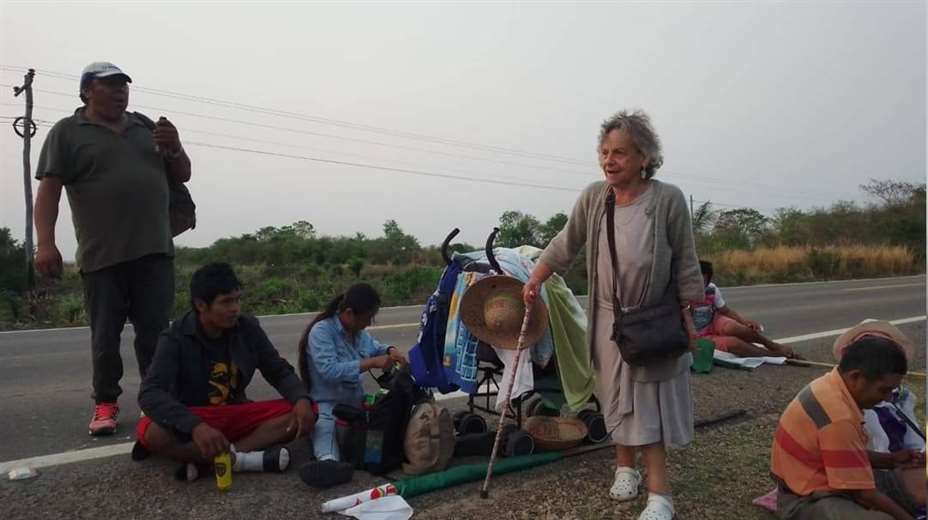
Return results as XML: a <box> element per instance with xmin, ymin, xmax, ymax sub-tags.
<box><xmin>460</xmin><ymin>276</ymin><xmax>548</xmax><ymax>350</ymax></box>
<box><xmin>524</xmin><ymin>416</ymin><xmax>588</xmax><ymax>451</ymax></box>
<box><xmin>832</xmin><ymin>319</ymin><xmax>914</xmax><ymax>362</ymax></box>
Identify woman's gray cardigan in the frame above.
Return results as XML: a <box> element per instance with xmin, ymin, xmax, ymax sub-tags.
<box><xmin>539</xmin><ymin>179</ymin><xmax>704</xmax><ymax>382</ymax></box>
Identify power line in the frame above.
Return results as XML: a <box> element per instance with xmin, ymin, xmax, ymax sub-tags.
<box><xmin>11</xmin><ymin>99</ymin><xmax>593</xmax><ymax>186</ymax></box>
<box><xmin>0</xmin><ymin>83</ymin><xmax>594</xmax><ymax>177</ymax></box>
<box><xmin>19</xmin><ymin>102</ymin><xmax>838</xmax><ymax>205</ymax></box>
<box><xmin>0</xmin><ymin>67</ymin><xmax>849</xmax><ymax>199</ymax></box>
<box><xmin>22</xmin><ymin>118</ymin><xmax>830</xmax><ymax>213</ymax></box>
<box><xmin>8</xmin><ymin>95</ymin><xmax>845</xmax><ymax>205</ymax></box>
<box><xmin>182</xmin><ymin>140</ymin><xmax>583</xmax><ymax>193</ymax></box>
<box><xmin>0</xmin><ymin>75</ymin><xmax>848</xmax><ymax>204</ymax></box>
<box><xmin>22</xmin><ymin>118</ymin><xmax>582</xmax><ymax>190</ymax></box>
<box><xmin>23</xmin><ymin>115</ymin><xmax>588</xmax><ymax>194</ymax></box>
<box><xmin>2</xmin><ymin>77</ymin><xmax>857</xmax><ymax>207</ymax></box>
<box><xmin>181</xmin><ymin>140</ymin><xmax>824</xmax><ymax>212</ymax></box>
<box><xmin>0</xmin><ymin>65</ymin><xmax>589</xmax><ymax>166</ymax></box>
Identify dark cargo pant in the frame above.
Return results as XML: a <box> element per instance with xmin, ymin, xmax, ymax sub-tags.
<box><xmin>81</xmin><ymin>254</ymin><xmax>174</xmax><ymax>404</ymax></box>
<box><xmin>777</xmin><ymin>469</ymin><xmax>918</xmax><ymax>520</ymax></box>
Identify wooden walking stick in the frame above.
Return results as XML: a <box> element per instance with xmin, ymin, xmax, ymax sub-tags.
<box><xmin>480</xmin><ymin>303</ymin><xmax>532</xmax><ymax>499</ymax></box>
<box><xmin>786</xmin><ymin>358</ymin><xmax>926</xmax><ymax>378</ymax></box>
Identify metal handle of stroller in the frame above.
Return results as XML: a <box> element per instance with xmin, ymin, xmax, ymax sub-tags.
<box><xmin>440</xmin><ymin>228</ymin><xmax>460</xmax><ymax>265</ymax></box>
<box><xmin>485</xmin><ymin>227</ymin><xmax>503</xmax><ymax>275</ymax></box>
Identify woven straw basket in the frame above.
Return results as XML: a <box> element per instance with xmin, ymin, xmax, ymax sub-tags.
<box><xmin>524</xmin><ymin>416</ymin><xmax>589</xmax><ymax>451</ymax></box>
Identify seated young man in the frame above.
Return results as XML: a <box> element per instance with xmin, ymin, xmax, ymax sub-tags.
<box><xmin>771</xmin><ymin>323</ymin><xmax>925</xmax><ymax>520</ymax></box>
<box><xmin>135</xmin><ymin>263</ymin><xmax>316</xmax><ymax>480</ymax></box>
<box><xmin>693</xmin><ymin>260</ymin><xmax>800</xmax><ymax>358</ymax></box>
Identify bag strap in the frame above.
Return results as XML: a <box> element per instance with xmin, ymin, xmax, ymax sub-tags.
<box><xmin>605</xmin><ymin>190</ymin><xmax>625</xmax><ymax>318</ymax></box>
<box><xmin>425</xmin><ymin>404</ymin><xmax>441</xmax><ymax>468</ymax></box>
<box><xmin>133</xmin><ymin>111</ymin><xmax>156</xmax><ymax>131</ymax></box>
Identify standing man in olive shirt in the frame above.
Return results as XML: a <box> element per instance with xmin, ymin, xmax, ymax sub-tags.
<box><xmin>34</xmin><ymin>62</ymin><xmax>192</xmax><ymax>436</ymax></box>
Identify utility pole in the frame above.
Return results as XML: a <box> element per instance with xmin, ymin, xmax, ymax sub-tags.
<box><xmin>13</xmin><ymin>69</ymin><xmax>36</xmax><ymax>289</ymax></box>
<box><xmin>690</xmin><ymin>194</ymin><xmax>695</xmax><ymax>222</ymax></box>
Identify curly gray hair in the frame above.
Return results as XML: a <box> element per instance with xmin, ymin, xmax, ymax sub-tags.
<box><xmin>597</xmin><ymin>109</ymin><xmax>664</xmax><ymax>179</ymax></box>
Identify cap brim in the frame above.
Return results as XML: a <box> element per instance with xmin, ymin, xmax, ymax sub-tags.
<box><xmin>94</xmin><ymin>71</ymin><xmax>132</xmax><ymax>83</ymax></box>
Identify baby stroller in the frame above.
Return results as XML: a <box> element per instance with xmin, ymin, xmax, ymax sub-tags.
<box><xmin>409</xmin><ymin>228</ymin><xmax>608</xmax><ymax>456</ymax></box>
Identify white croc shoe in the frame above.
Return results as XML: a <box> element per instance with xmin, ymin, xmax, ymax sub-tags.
<box><xmin>638</xmin><ymin>494</ymin><xmax>675</xmax><ymax>520</ymax></box>
<box><xmin>609</xmin><ymin>466</ymin><xmax>642</xmax><ymax>501</ymax></box>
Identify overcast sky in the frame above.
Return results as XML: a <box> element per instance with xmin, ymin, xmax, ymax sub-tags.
<box><xmin>1</xmin><ymin>1</ymin><xmax>924</xmax><ymax>260</ymax></box>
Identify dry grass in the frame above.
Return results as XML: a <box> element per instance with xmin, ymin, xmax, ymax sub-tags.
<box><xmin>711</xmin><ymin>245</ymin><xmax>917</xmax><ymax>285</ymax></box>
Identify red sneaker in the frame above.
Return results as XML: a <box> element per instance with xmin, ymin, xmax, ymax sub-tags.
<box><xmin>89</xmin><ymin>402</ymin><xmax>119</xmax><ymax>436</ymax></box>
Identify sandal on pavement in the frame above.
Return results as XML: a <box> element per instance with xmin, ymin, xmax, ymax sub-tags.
<box><xmin>609</xmin><ymin>466</ymin><xmax>641</xmax><ymax>501</ymax></box>
<box><xmin>299</xmin><ymin>459</ymin><xmax>354</xmax><ymax>489</ymax></box>
<box><xmin>638</xmin><ymin>494</ymin><xmax>675</xmax><ymax>520</ymax></box>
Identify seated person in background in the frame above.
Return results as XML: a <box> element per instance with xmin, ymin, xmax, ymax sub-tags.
<box><xmin>693</xmin><ymin>260</ymin><xmax>800</xmax><ymax>358</ymax></box>
<box><xmin>864</xmin><ymin>385</ymin><xmax>924</xmax><ymax>459</ymax></box>
<box><xmin>136</xmin><ymin>263</ymin><xmax>315</xmax><ymax>481</ymax></box>
<box><xmin>771</xmin><ymin>322</ymin><xmax>925</xmax><ymax>520</ymax></box>
<box><xmin>296</xmin><ymin>283</ymin><xmax>406</xmax><ymax>487</ymax></box>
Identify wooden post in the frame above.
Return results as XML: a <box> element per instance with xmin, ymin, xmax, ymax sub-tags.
<box><xmin>13</xmin><ymin>69</ymin><xmax>36</xmax><ymax>289</ymax></box>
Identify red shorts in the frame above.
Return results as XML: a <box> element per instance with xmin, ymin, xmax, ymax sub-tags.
<box><xmin>698</xmin><ymin>314</ymin><xmax>743</xmax><ymax>353</ymax></box>
<box><xmin>136</xmin><ymin>399</ymin><xmax>295</xmax><ymax>449</ymax></box>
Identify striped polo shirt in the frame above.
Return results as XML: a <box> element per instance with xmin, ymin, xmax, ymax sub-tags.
<box><xmin>771</xmin><ymin>368</ymin><xmax>874</xmax><ymax>495</ymax></box>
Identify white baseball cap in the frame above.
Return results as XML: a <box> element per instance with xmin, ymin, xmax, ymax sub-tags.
<box><xmin>79</xmin><ymin>62</ymin><xmax>132</xmax><ymax>90</ymax></box>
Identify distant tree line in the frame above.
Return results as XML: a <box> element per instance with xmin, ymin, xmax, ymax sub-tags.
<box><xmin>0</xmin><ymin>179</ymin><xmax>922</xmax><ymax>328</ymax></box>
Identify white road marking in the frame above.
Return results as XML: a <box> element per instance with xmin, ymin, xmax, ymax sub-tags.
<box><xmin>0</xmin><ymin>443</ymin><xmax>132</xmax><ymax>474</ymax></box>
<box><xmin>773</xmin><ymin>315</ymin><xmax>925</xmax><ymax>344</ymax></box>
<box><xmin>0</xmin><ymin>303</ymin><xmax>425</xmax><ymax>335</ymax></box>
<box><xmin>4</xmin><ymin>275</ymin><xmax>923</xmax><ymax>335</ymax></box>
<box><xmin>722</xmin><ymin>274</ymin><xmax>924</xmax><ymax>291</ymax></box>
<box><xmin>434</xmin><ymin>390</ymin><xmax>470</xmax><ymax>402</ymax></box>
<box><xmin>0</xmin><ymin>392</ymin><xmax>472</xmax><ymax>475</ymax></box>
<box><xmin>2</xmin><ymin>315</ymin><xmax>925</xmax><ymax>473</ymax></box>
<box><xmin>368</xmin><ymin>323</ymin><xmax>419</xmax><ymax>331</ymax></box>
<box><xmin>843</xmin><ymin>284</ymin><xmax>925</xmax><ymax>292</ymax></box>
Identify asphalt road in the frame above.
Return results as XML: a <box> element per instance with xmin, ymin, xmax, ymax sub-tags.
<box><xmin>0</xmin><ymin>275</ymin><xmax>924</xmax><ymax>519</ymax></box>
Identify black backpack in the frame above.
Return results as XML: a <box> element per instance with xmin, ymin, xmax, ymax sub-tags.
<box><xmin>133</xmin><ymin>112</ymin><xmax>196</xmax><ymax>237</ymax></box>
<box><xmin>334</xmin><ymin>367</ymin><xmax>425</xmax><ymax>475</ymax></box>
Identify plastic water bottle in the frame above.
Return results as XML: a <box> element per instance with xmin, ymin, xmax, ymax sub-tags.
<box><xmin>214</xmin><ymin>452</ymin><xmax>232</xmax><ymax>492</ymax></box>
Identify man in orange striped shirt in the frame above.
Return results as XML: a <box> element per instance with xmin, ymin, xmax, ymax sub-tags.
<box><xmin>771</xmin><ymin>330</ymin><xmax>919</xmax><ymax>520</ymax></box>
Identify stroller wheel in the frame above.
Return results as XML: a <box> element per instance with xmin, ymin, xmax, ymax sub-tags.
<box><xmin>454</xmin><ymin>411</ymin><xmax>488</xmax><ymax>435</ymax></box>
<box><xmin>503</xmin><ymin>428</ymin><xmax>534</xmax><ymax>457</ymax></box>
<box><xmin>578</xmin><ymin>409</ymin><xmax>608</xmax><ymax>444</ymax></box>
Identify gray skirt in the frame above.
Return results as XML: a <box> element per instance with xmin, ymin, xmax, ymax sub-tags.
<box><xmin>592</xmin><ymin>305</ymin><xmax>694</xmax><ymax>449</ymax></box>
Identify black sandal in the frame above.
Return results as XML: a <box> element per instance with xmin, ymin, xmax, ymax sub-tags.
<box><xmin>299</xmin><ymin>460</ymin><xmax>354</xmax><ymax>488</ymax></box>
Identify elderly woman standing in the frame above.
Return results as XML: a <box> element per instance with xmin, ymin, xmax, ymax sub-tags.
<box><xmin>524</xmin><ymin>110</ymin><xmax>703</xmax><ymax>520</ymax></box>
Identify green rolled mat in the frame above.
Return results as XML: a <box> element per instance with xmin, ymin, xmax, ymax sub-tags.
<box><xmin>394</xmin><ymin>452</ymin><xmax>562</xmax><ymax>499</ymax></box>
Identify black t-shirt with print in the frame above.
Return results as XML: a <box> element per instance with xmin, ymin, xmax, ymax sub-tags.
<box><xmin>201</xmin><ymin>332</ymin><xmax>241</xmax><ymax>406</ymax></box>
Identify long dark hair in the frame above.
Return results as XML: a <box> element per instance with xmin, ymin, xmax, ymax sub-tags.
<box><xmin>297</xmin><ymin>283</ymin><xmax>382</xmax><ymax>389</ymax></box>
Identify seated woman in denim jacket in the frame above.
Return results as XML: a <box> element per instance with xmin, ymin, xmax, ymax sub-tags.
<box><xmin>296</xmin><ymin>283</ymin><xmax>406</xmax><ymax>487</ymax></box>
